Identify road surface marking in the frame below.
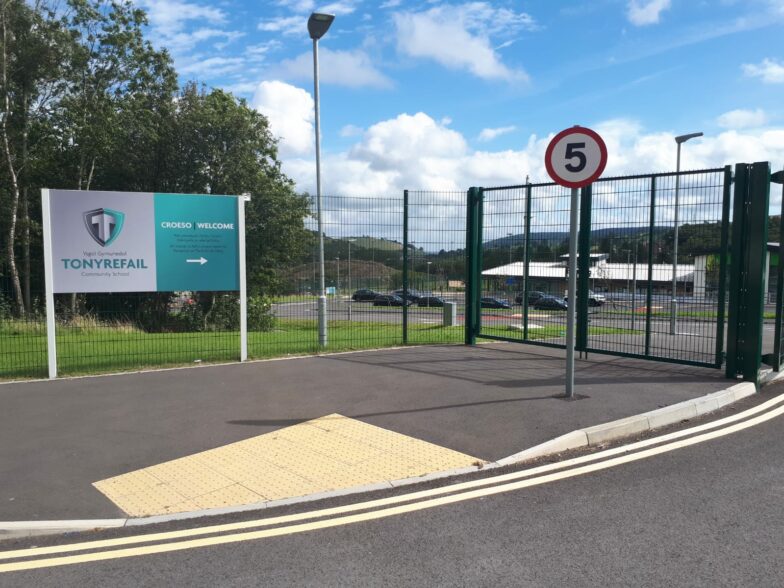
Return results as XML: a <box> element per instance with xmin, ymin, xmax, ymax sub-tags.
<box><xmin>2</xmin><ymin>393</ymin><xmax>781</xmax><ymax>572</ymax></box>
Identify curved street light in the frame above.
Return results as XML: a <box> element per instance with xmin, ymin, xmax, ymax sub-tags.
<box><xmin>670</xmin><ymin>131</ymin><xmax>703</xmax><ymax>335</ymax></box>
<box><xmin>309</xmin><ymin>12</ymin><xmax>335</xmax><ymax>347</ymax></box>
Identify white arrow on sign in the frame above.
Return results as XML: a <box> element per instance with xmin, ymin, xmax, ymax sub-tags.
<box><xmin>186</xmin><ymin>257</ymin><xmax>208</xmax><ymax>265</ymax></box>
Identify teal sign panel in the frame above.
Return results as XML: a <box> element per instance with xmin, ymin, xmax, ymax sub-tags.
<box><xmin>154</xmin><ymin>194</ymin><xmax>239</xmax><ymax>291</ymax></box>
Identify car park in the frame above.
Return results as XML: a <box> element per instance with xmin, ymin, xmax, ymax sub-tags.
<box><xmin>515</xmin><ymin>291</ymin><xmax>547</xmax><ymax>305</ymax></box>
<box><xmin>480</xmin><ymin>297</ymin><xmax>512</xmax><ymax>309</ymax></box>
<box><xmin>373</xmin><ymin>294</ymin><xmax>411</xmax><ymax>307</ymax></box>
<box><xmin>352</xmin><ymin>288</ymin><xmax>380</xmax><ymax>301</ymax></box>
<box><xmin>532</xmin><ymin>295</ymin><xmax>568</xmax><ymax>310</ymax></box>
<box><xmin>417</xmin><ymin>296</ymin><xmax>445</xmax><ymax>307</ymax></box>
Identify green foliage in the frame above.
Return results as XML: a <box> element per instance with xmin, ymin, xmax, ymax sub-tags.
<box><xmin>0</xmin><ymin>1</ymin><xmax>311</xmax><ymax>319</ymax></box>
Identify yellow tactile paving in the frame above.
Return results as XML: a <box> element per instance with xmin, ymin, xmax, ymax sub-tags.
<box><xmin>93</xmin><ymin>413</ymin><xmax>485</xmax><ymax>517</ymax></box>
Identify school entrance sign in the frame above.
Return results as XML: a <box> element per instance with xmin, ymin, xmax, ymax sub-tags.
<box><xmin>41</xmin><ymin>189</ymin><xmax>249</xmax><ymax>378</ymax></box>
<box><xmin>46</xmin><ymin>190</ymin><xmax>241</xmax><ymax>293</ymax></box>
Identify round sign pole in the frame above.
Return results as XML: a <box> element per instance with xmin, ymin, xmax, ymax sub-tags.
<box><xmin>544</xmin><ymin>126</ymin><xmax>608</xmax><ymax>398</ymax></box>
<box><xmin>565</xmin><ymin>186</ymin><xmax>579</xmax><ymax>398</ymax></box>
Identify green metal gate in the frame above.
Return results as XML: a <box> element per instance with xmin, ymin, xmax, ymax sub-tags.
<box><xmin>466</xmin><ymin>167</ymin><xmax>735</xmax><ymax>369</ymax></box>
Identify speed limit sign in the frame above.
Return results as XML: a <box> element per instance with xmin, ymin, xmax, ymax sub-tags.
<box><xmin>545</xmin><ymin>126</ymin><xmax>607</xmax><ymax>189</ymax></box>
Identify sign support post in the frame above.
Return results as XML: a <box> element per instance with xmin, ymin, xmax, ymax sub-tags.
<box><xmin>41</xmin><ymin>189</ymin><xmax>57</xmax><ymax>379</ymax></box>
<box><xmin>41</xmin><ymin>189</ymin><xmax>247</xmax><ymax>378</ymax></box>
<box><xmin>238</xmin><ymin>194</ymin><xmax>250</xmax><ymax>362</ymax></box>
<box><xmin>565</xmin><ymin>187</ymin><xmax>579</xmax><ymax>397</ymax></box>
<box><xmin>544</xmin><ymin>125</ymin><xmax>608</xmax><ymax>399</ymax></box>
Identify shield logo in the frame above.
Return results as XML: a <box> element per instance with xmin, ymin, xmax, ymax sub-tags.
<box><xmin>83</xmin><ymin>208</ymin><xmax>125</xmax><ymax>247</ymax></box>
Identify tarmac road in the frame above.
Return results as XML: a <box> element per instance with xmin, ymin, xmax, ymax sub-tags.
<box><xmin>3</xmin><ymin>387</ymin><xmax>783</xmax><ymax>587</ymax></box>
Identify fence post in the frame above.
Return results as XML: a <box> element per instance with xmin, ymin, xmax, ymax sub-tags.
<box><xmin>644</xmin><ymin>176</ymin><xmax>656</xmax><ymax>358</ymax></box>
<box><xmin>403</xmin><ymin>189</ymin><xmax>409</xmax><ymax>345</ymax></box>
<box><xmin>714</xmin><ymin>166</ymin><xmax>732</xmax><ymax>368</ymax></box>
<box><xmin>773</xmin><ymin>170</ymin><xmax>784</xmax><ymax>371</ymax></box>
<box><xmin>576</xmin><ymin>184</ymin><xmax>592</xmax><ymax>353</ymax></box>
<box><xmin>465</xmin><ymin>187</ymin><xmax>482</xmax><ymax>345</ymax></box>
<box><xmin>725</xmin><ymin>164</ymin><xmax>746</xmax><ymax>378</ymax></box>
<box><xmin>726</xmin><ymin>162</ymin><xmax>771</xmax><ymax>382</ymax></box>
<box><xmin>741</xmin><ymin>162</ymin><xmax>771</xmax><ymax>382</ymax></box>
<box><xmin>523</xmin><ymin>183</ymin><xmax>532</xmax><ymax>340</ymax></box>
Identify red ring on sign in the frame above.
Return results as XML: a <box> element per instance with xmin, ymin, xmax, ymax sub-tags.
<box><xmin>544</xmin><ymin>126</ymin><xmax>608</xmax><ymax>189</ymax></box>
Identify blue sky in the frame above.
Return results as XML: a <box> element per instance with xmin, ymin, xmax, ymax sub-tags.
<box><xmin>138</xmin><ymin>0</ymin><xmax>784</xmax><ymax>196</ymax></box>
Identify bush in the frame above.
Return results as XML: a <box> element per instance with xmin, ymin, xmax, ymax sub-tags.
<box><xmin>248</xmin><ymin>295</ymin><xmax>275</xmax><ymax>332</ymax></box>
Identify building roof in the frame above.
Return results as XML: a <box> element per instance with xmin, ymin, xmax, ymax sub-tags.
<box><xmin>482</xmin><ymin>261</ymin><xmax>695</xmax><ymax>282</ymax></box>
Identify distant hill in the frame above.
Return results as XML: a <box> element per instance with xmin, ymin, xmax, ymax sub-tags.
<box><xmin>485</xmin><ymin>227</ymin><xmax>671</xmax><ymax>248</ymax></box>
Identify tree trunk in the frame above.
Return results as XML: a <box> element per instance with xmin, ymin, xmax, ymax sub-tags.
<box><xmin>21</xmin><ymin>188</ymin><xmax>31</xmax><ymax>312</ymax></box>
<box><xmin>0</xmin><ymin>8</ymin><xmax>24</xmax><ymax>317</ymax></box>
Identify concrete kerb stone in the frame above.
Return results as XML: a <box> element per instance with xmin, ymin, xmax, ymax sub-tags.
<box><xmin>495</xmin><ymin>431</ymin><xmax>588</xmax><ymax>466</ymax></box>
<box><xmin>0</xmin><ymin>519</ymin><xmax>126</xmax><ymax>540</ymax></box>
<box><xmin>499</xmin><ymin>381</ymin><xmax>758</xmax><ymax>467</ymax></box>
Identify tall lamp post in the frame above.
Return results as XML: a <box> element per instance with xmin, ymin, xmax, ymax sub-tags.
<box><xmin>309</xmin><ymin>12</ymin><xmax>335</xmax><ymax>347</ymax></box>
<box><xmin>670</xmin><ymin>131</ymin><xmax>703</xmax><ymax>335</ymax></box>
<box><xmin>426</xmin><ymin>261</ymin><xmax>432</xmax><ymax>291</ymax></box>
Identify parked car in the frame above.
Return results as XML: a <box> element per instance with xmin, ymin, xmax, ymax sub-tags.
<box><xmin>515</xmin><ymin>291</ymin><xmax>547</xmax><ymax>305</ymax></box>
<box><xmin>480</xmin><ymin>297</ymin><xmax>512</xmax><ymax>309</ymax></box>
<box><xmin>352</xmin><ymin>289</ymin><xmax>380</xmax><ymax>302</ymax></box>
<box><xmin>393</xmin><ymin>289</ymin><xmax>424</xmax><ymax>302</ymax></box>
<box><xmin>563</xmin><ymin>290</ymin><xmax>606</xmax><ymax>307</ymax></box>
<box><xmin>417</xmin><ymin>296</ymin><xmax>445</xmax><ymax>307</ymax></box>
<box><xmin>373</xmin><ymin>294</ymin><xmax>411</xmax><ymax>307</ymax></box>
<box><xmin>532</xmin><ymin>295</ymin><xmax>568</xmax><ymax>311</ymax></box>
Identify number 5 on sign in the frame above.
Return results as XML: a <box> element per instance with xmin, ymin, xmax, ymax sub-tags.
<box><xmin>545</xmin><ymin>126</ymin><xmax>607</xmax><ymax>189</ymax></box>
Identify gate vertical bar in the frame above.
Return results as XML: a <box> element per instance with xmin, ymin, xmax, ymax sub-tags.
<box><xmin>726</xmin><ymin>164</ymin><xmax>748</xmax><ymax>379</ymax></box>
<box><xmin>644</xmin><ymin>176</ymin><xmax>656</xmax><ymax>357</ymax></box>
<box><xmin>477</xmin><ymin>188</ymin><xmax>484</xmax><ymax>340</ymax></box>
<box><xmin>714</xmin><ymin>166</ymin><xmax>732</xmax><ymax>368</ymax></box>
<box><xmin>523</xmin><ymin>183</ymin><xmax>532</xmax><ymax>340</ymax></box>
<box><xmin>576</xmin><ymin>184</ymin><xmax>592</xmax><ymax>353</ymax></box>
<box><xmin>402</xmin><ymin>189</ymin><xmax>409</xmax><ymax>344</ymax></box>
<box><xmin>465</xmin><ymin>187</ymin><xmax>481</xmax><ymax>345</ymax></box>
<box><xmin>774</xmin><ymin>171</ymin><xmax>784</xmax><ymax>371</ymax></box>
<box><xmin>740</xmin><ymin>162</ymin><xmax>771</xmax><ymax>382</ymax></box>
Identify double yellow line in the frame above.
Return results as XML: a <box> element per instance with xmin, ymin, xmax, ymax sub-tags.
<box><xmin>2</xmin><ymin>392</ymin><xmax>782</xmax><ymax>573</ymax></box>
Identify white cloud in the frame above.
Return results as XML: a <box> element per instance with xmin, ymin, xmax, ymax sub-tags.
<box><xmin>139</xmin><ymin>0</ymin><xmax>226</xmax><ymax>31</ymax></box>
<box><xmin>627</xmin><ymin>0</ymin><xmax>672</xmax><ymax>26</ymax></box>
<box><xmin>272</xmin><ymin>48</ymin><xmax>393</xmax><ymax>88</ymax></box>
<box><xmin>137</xmin><ymin>1</ymin><xmax>243</xmax><ymax>57</ymax></box>
<box><xmin>258</xmin><ymin>16</ymin><xmax>305</xmax><ymax>36</ymax></box>
<box><xmin>275</xmin><ymin>0</ymin><xmax>315</xmax><ymax>12</ymax></box>
<box><xmin>478</xmin><ymin>126</ymin><xmax>517</xmax><ymax>142</ymax></box>
<box><xmin>743</xmin><ymin>58</ymin><xmax>784</xmax><ymax>84</ymax></box>
<box><xmin>252</xmin><ymin>81</ymin><xmax>315</xmax><ymax>157</ymax></box>
<box><xmin>340</xmin><ymin>124</ymin><xmax>364</xmax><ymax>137</ymax></box>
<box><xmin>318</xmin><ymin>1</ymin><xmax>359</xmax><ymax>16</ymax></box>
<box><xmin>280</xmin><ymin>114</ymin><xmax>784</xmax><ymax>200</ymax></box>
<box><xmin>717</xmin><ymin>109</ymin><xmax>769</xmax><ymax>129</ymax></box>
<box><xmin>393</xmin><ymin>4</ymin><xmax>533</xmax><ymax>81</ymax></box>
<box><xmin>179</xmin><ymin>56</ymin><xmax>246</xmax><ymax>76</ymax></box>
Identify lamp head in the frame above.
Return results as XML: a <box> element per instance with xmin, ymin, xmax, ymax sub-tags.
<box><xmin>675</xmin><ymin>132</ymin><xmax>703</xmax><ymax>144</ymax></box>
<box><xmin>308</xmin><ymin>13</ymin><xmax>335</xmax><ymax>40</ymax></box>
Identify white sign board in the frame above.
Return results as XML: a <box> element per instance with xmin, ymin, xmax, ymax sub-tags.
<box><xmin>545</xmin><ymin>126</ymin><xmax>608</xmax><ymax>189</ymax></box>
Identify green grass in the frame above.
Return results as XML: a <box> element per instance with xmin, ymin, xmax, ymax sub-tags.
<box><xmin>0</xmin><ymin>317</ymin><xmax>642</xmax><ymax>380</ymax></box>
<box><xmin>0</xmin><ymin>319</ymin><xmax>463</xmax><ymax>379</ymax></box>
